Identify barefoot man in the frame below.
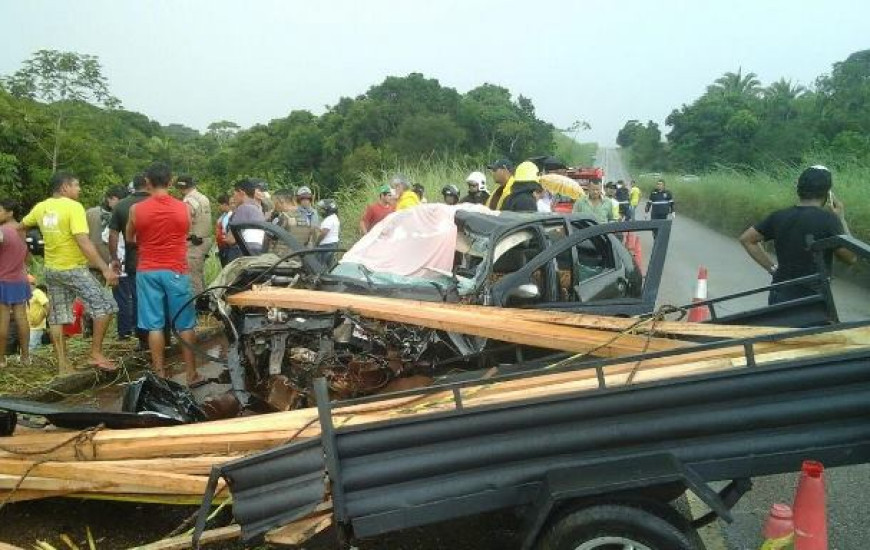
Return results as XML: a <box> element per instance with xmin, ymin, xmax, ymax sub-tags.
<box><xmin>127</xmin><ymin>163</ymin><xmax>202</xmax><ymax>385</ymax></box>
<box><xmin>21</xmin><ymin>173</ymin><xmax>119</xmax><ymax>374</ymax></box>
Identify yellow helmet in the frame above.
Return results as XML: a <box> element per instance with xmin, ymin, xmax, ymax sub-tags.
<box><xmin>514</xmin><ymin>161</ymin><xmax>540</xmax><ymax>183</ymax></box>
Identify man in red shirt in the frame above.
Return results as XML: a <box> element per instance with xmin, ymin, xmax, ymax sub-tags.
<box><xmin>127</xmin><ymin>163</ymin><xmax>201</xmax><ymax>385</ymax></box>
<box><xmin>359</xmin><ymin>184</ymin><xmax>395</xmax><ymax>234</ymax></box>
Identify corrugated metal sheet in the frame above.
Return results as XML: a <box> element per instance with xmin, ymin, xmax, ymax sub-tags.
<box><xmin>219</xmin><ymin>438</ymin><xmax>326</xmax><ymax>540</ymax></box>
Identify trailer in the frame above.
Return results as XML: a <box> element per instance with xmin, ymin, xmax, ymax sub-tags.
<box><xmin>190</xmin><ymin>234</ymin><xmax>870</xmax><ymax>549</ymax></box>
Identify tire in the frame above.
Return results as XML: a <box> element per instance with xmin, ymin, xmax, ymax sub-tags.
<box><xmin>536</xmin><ymin>503</ymin><xmax>700</xmax><ymax>550</ymax></box>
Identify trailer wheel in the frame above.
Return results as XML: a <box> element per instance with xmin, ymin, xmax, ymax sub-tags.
<box><xmin>536</xmin><ymin>503</ymin><xmax>700</xmax><ymax>550</ymax></box>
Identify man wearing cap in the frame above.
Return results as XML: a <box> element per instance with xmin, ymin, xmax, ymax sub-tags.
<box><xmin>390</xmin><ymin>175</ymin><xmax>420</xmax><ymax>211</ymax></box>
<box><xmin>360</xmin><ymin>185</ymin><xmax>395</xmax><ymax>234</ymax></box>
<box><xmin>739</xmin><ymin>165</ymin><xmax>856</xmax><ymax>305</ymax></box>
<box><xmin>485</xmin><ymin>159</ymin><xmax>515</xmax><ymax>210</ymax></box>
<box><xmin>461</xmin><ymin>172</ymin><xmax>490</xmax><ymax>205</ymax></box>
<box><xmin>175</xmin><ymin>175</ymin><xmax>213</xmax><ymax>297</ymax></box>
<box><xmin>292</xmin><ymin>186</ymin><xmax>320</xmax><ymax>245</ymax></box>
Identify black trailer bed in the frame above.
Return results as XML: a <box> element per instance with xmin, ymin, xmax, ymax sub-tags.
<box><xmin>195</xmin><ymin>322</ymin><xmax>870</xmax><ymax>546</ymax></box>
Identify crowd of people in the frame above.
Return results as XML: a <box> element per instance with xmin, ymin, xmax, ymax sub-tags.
<box><xmin>1</xmin><ymin>157</ymin><xmax>674</xmax><ymax>374</ymax></box>
<box><xmin>25</xmin><ymin>154</ymin><xmax>854</xmax><ymax>386</ymax></box>
<box><xmin>0</xmin><ymin>164</ymin><xmax>356</xmax><ymax>382</ymax></box>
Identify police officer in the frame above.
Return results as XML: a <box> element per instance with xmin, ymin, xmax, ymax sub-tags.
<box><xmin>645</xmin><ymin>179</ymin><xmax>675</xmax><ymax>220</ymax></box>
<box><xmin>174</xmin><ymin>175</ymin><xmax>213</xmax><ymax>296</ymax></box>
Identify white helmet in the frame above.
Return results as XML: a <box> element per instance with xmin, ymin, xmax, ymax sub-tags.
<box><xmin>466</xmin><ymin>171</ymin><xmax>487</xmax><ymax>192</ymax></box>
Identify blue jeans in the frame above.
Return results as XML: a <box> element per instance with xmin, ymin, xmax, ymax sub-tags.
<box><xmin>114</xmin><ymin>275</ymin><xmax>136</xmax><ymax>337</ymax></box>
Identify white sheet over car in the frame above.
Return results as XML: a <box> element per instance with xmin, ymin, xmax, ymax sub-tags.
<box><xmin>340</xmin><ymin>203</ymin><xmax>496</xmax><ymax>277</ymax></box>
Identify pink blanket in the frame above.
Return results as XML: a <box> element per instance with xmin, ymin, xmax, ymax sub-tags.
<box><xmin>341</xmin><ymin>203</ymin><xmax>495</xmax><ymax>277</ymax></box>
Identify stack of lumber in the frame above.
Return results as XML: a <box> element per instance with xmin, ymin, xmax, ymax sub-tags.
<box><xmin>1</xmin><ymin>289</ymin><xmax>868</xmax><ymax>530</ymax></box>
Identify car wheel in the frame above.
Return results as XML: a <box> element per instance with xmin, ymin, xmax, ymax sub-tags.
<box><xmin>536</xmin><ymin>504</ymin><xmax>700</xmax><ymax>550</ymax></box>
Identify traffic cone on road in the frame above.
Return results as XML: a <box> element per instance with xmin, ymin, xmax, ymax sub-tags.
<box><xmin>624</xmin><ymin>233</ymin><xmax>645</xmax><ymax>275</ymax></box>
<box><xmin>687</xmin><ymin>266</ymin><xmax>710</xmax><ymax>322</ymax></box>
<box><xmin>793</xmin><ymin>461</ymin><xmax>828</xmax><ymax>550</ymax></box>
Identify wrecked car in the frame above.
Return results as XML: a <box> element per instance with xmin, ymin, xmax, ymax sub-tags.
<box><xmin>211</xmin><ymin>204</ymin><xmax>671</xmax><ymax>414</ymax></box>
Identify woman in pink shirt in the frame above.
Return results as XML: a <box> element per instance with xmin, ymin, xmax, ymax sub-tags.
<box><xmin>0</xmin><ymin>199</ymin><xmax>31</xmax><ymax>367</ymax></box>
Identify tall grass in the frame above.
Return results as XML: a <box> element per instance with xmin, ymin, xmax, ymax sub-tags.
<box><xmin>635</xmin><ymin>164</ymin><xmax>868</xmax><ymax>243</ymax></box>
<box><xmin>554</xmin><ymin>132</ymin><xmax>597</xmax><ymax>167</ymax></box>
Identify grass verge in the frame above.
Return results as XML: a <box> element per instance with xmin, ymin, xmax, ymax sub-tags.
<box><xmin>554</xmin><ymin>132</ymin><xmax>597</xmax><ymax>166</ymax></box>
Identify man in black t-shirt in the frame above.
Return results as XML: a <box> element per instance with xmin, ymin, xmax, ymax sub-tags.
<box><xmin>108</xmin><ymin>174</ymin><xmax>171</xmax><ymax>349</ymax></box>
<box><xmin>739</xmin><ymin>165</ymin><xmax>856</xmax><ymax>304</ymax></box>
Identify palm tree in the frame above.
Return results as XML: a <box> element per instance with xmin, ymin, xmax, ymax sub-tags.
<box><xmin>763</xmin><ymin>78</ymin><xmax>807</xmax><ymax>121</ymax></box>
<box><xmin>764</xmin><ymin>78</ymin><xmax>806</xmax><ymax>101</ymax></box>
<box><xmin>707</xmin><ymin>68</ymin><xmax>762</xmax><ymax>98</ymax></box>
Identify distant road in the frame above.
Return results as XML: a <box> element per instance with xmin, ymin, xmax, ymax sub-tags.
<box><xmin>597</xmin><ymin>146</ymin><xmax>870</xmax><ymax>550</ymax></box>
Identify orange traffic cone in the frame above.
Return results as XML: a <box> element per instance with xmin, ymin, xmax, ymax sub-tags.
<box><xmin>628</xmin><ymin>232</ymin><xmax>645</xmax><ymax>275</ymax></box>
<box><xmin>687</xmin><ymin>266</ymin><xmax>710</xmax><ymax>322</ymax></box>
<box><xmin>793</xmin><ymin>461</ymin><xmax>827</xmax><ymax>550</ymax></box>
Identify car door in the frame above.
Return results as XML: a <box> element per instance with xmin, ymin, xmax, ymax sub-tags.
<box><xmin>491</xmin><ymin>219</ymin><xmax>671</xmax><ymax>316</ymax></box>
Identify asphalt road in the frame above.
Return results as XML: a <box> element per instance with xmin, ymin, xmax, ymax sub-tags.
<box><xmin>596</xmin><ymin>147</ymin><xmax>870</xmax><ymax>550</ymax></box>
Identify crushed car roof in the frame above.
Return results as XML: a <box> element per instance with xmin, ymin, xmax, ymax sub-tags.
<box><xmin>455</xmin><ymin>210</ymin><xmax>596</xmax><ymax>237</ymax></box>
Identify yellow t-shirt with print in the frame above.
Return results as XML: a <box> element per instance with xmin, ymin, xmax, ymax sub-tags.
<box><xmin>22</xmin><ymin>197</ymin><xmax>89</xmax><ymax>270</ymax></box>
<box><xmin>396</xmin><ymin>190</ymin><xmax>421</xmax><ymax>211</ymax></box>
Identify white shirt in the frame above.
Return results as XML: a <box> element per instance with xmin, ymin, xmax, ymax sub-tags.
<box><xmin>320</xmin><ymin>214</ymin><xmax>340</xmax><ymax>245</ymax></box>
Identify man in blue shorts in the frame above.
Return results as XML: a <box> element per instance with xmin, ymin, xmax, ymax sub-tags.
<box><xmin>127</xmin><ymin>163</ymin><xmax>202</xmax><ymax>385</ymax></box>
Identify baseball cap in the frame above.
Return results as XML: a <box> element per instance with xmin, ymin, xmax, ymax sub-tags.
<box><xmin>175</xmin><ymin>175</ymin><xmax>195</xmax><ymax>188</ymax></box>
<box><xmin>377</xmin><ymin>184</ymin><xmax>392</xmax><ymax>195</ymax></box>
<box><xmin>296</xmin><ymin>186</ymin><xmax>313</xmax><ymax>198</ymax></box>
<box><xmin>487</xmin><ymin>159</ymin><xmax>515</xmax><ymax>171</ymax></box>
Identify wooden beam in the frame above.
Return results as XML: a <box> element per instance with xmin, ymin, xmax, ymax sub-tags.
<box><xmin>266</xmin><ymin>511</ymin><xmax>333</xmax><ymax>546</ymax></box>
<box><xmin>227</xmin><ymin>288</ymin><xmax>684</xmax><ymax>357</ymax></box>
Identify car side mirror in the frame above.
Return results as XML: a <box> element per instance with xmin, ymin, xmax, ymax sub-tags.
<box><xmin>507</xmin><ymin>283</ymin><xmax>541</xmax><ymax>300</ymax></box>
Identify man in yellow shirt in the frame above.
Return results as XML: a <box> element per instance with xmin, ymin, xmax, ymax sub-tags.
<box><xmin>628</xmin><ymin>180</ymin><xmax>642</xmax><ymax>220</ymax></box>
<box><xmin>391</xmin><ymin>175</ymin><xmax>420</xmax><ymax>211</ymax></box>
<box><xmin>485</xmin><ymin>159</ymin><xmax>516</xmax><ymax>210</ymax></box>
<box><xmin>22</xmin><ymin>172</ymin><xmax>119</xmax><ymax>374</ymax></box>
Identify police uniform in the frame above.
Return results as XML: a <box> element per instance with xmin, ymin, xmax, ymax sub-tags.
<box><xmin>183</xmin><ymin>188</ymin><xmax>213</xmax><ymax>296</ymax></box>
<box><xmin>646</xmin><ymin>189</ymin><xmax>675</xmax><ymax>220</ymax></box>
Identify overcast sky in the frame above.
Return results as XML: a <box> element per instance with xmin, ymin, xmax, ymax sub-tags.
<box><xmin>1</xmin><ymin>0</ymin><xmax>867</xmax><ymax>146</ymax></box>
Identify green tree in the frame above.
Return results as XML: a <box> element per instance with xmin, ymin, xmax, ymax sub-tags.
<box><xmin>707</xmin><ymin>68</ymin><xmax>762</xmax><ymax>98</ymax></box>
<box><xmin>3</xmin><ymin>50</ymin><xmax>120</xmax><ymax>172</ymax></box>
<box><xmin>206</xmin><ymin>120</ymin><xmax>241</xmax><ymax>147</ymax></box>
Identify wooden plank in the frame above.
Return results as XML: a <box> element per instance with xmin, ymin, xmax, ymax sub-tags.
<box><xmin>131</xmin><ymin>525</ymin><xmax>241</xmax><ymax>550</ymax></box>
<box><xmin>266</xmin><ymin>511</ymin><xmax>332</xmax><ymax>546</ymax></box>
<box><xmin>0</xmin><ymin>459</ymin><xmax>215</xmax><ymax>494</ymax></box>
<box><xmin>227</xmin><ymin>288</ymin><xmax>684</xmax><ymax>356</ymax></box>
